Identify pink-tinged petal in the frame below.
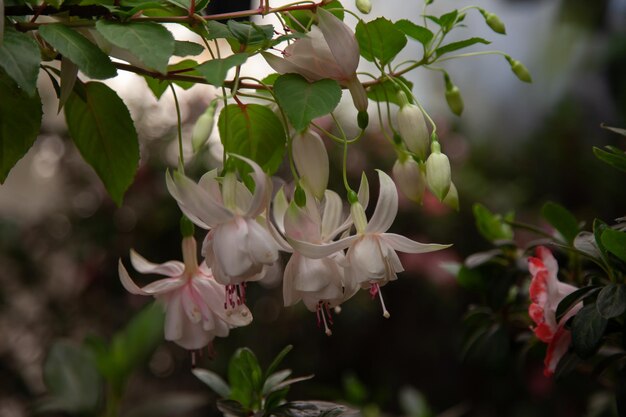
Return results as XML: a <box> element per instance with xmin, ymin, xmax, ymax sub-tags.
<box><xmin>528</xmin><ymin>303</ymin><xmax>544</xmax><ymax>325</ymax></box>
<box><xmin>181</xmin><ymin>286</ymin><xmax>202</xmax><ymax>324</ymax></box>
<box><xmin>285</xmin><ymin>202</ymin><xmax>322</xmax><ymax>243</ymax></box>
<box><xmin>543</xmin><ymin>326</ymin><xmax>572</xmax><ymax>377</ymax></box>
<box><xmin>272</xmin><ymin>187</ymin><xmax>289</xmax><ymax>234</ymax></box>
<box><xmin>366</xmin><ymin>170</ymin><xmax>399</xmax><ymax>233</ymax></box>
<box><xmin>166</xmin><ymin>171</ymin><xmax>233</xmax><ymax>227</ymax></box>
<box><xmin>292</xmin><ymin>131</ymin><xmax>329</xmax><ymax>200</ymax></box>
<box><xmin>213</xmin><ymin>218</ymin><xmax>255</xmax><ymax>279</ymax></box>
<box><xmin>536</xmin><ymin>246</ymin><xmax>558</xmax><ymax>278</ymax></box>
<box><xmin>163</xmin><ymin>292</ymin><xmax>184</xmax><ymax>342</ymax></box>
<box><xmin>283</xmin><ymin>255</ymin><xmax>301</xmax><ymax>307</ymax></box>
<box><xmin>529</xmin><ymin>268</ymin><xmax>548</xmax><ymax>304</ymax></box>
<box><xmin>316</xmin><ymin>8</ymin><xmax>359</xmax><ymax>77</ymax></box>
<box><xmin>141</xmin><ymin>277</ymin><xmax>185</xmax><ymax>294</ymax></box>
<box><xmin>229</xmin><ymin>154</ymin><xmax>270</xmax><ymax>218</ymax></box>
<box><xmin>288</xmin><ymin>234</ymin><xmax>357</xmax><ymax>259</ymax></box>
<box><xmin>246</xmin><ymin>219</ymin><xmax>279</xmax><ymax>265</ymax></box>
<box><xmin>198</xmin><ymin>169</ymin><xmax>223</xmax><ymax>204</ymax></box>
<box><xmin>321</xmin><ymin>190</ymin><xmax>344</xmax><ymax>241</ymax></box>
<box><xmin>293</xmin><ymin>256</ymin><xmax>332</xmax><ymax>292</ymax></box>
<box><xmin>349</xmin><ymin>236</ymin><xmax>386</xmax><ymax>278</ymax></box>
<box><xmin>383</xmin><ymin>233</ymin><xmax>451</xmax><ymax>253</ymax></box>
<box><xmin>262</xmin><ymin>52</ymin><xmax>323</xmax><ymax>82</ymax></box>
<box><xmin>130</xmin><ymin>249</ymin><xmax>185</xmax><ymax>277</ymax></box>
<box><xmin>119</xmin><ymin>260</ymin><xmax>149</xmax><ymax>295</ymax></box>
<box><xmin>175</xmin><ymin>313</ymin><xmax>214</xmax><ymax>350</ymax></box>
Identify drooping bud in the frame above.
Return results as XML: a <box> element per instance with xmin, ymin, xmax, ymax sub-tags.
<box><xmin>346</xmin><ymin>75</ymin><xmax>369</xmax><ymax>113</ymax></box>
<box><xmin>444</xmin><ymin>74</ymin><xmax>464</xmax><ymax>116</ymax></box>
<box><xmin>355</xmin><ymin>0</ymin><xmax>372</xmax><ymax>14</ymax></box>
<box><xmin>392</xmin><ymin>157</ymin><xmax>426</xmax><ymax>204</ymax></box>
<box><xmin>191</xmin><ymin>100</ymin><xmax>218</xmax><ymax>153</ymax></box>
<box><xmin>506</xmin><ymin>56</ymin><xmax>532</xmax><ymax>83</ymax></box>
<box><xmin>442</xmin><ymin>181</ymin><xmax>459</xmax><ymax>210</ymax></box>
<box><xmin>350</xmin><ymin>202</ymin><xmax>368</xmax><ymax>234</ymax></box>
<box><xmin>480</xmin><ymin>9</ymin><xmax>506</xmax><ymax>34</ymax></box>
<box><xmin>425</xmin><ymin>141</ymin><xmax>451</xmax><ymax>201</ymax></box>
<box><xmin>396</xmin><ymin>94</ymin><xmax>430</xmax><ymax>160</ymax></box>
<box><xmin>292</xmin><ymin>130</ymin><xmax>329</xmax><ymax>200</ymax></box>
<box><xmin>357</xmin><ymin>111</ymin><xmax>369</xmax><ymax>130</ymax></box>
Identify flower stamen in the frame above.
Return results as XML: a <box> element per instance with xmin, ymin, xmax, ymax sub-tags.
<box><xmin>316</xmin><ymin>301</ymin><xmax>333</xmax><ymax>336</ymax></box>
<box><xmin>370</xmin><ymin>283</ymin><xmax>391</xmax><ymax>318</ymax></box>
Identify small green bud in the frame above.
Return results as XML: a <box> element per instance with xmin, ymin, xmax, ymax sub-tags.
<box><xmin>192</xmin><ymin>100</ymin><xmax>218</xmax><ymax>153</ymax></box>
<box><xmin>482</xmin><ymin>10</ymin><xmax>506</xmax><ymax>34</ymax></box>
<box><xmin>396</xmin><ymin>90</ymin><xmax>410</xmax><ymax>108</ymax></box>
<box><xmin>508</xmin><ymin>58</ymin><xmax>532</xmax><ymax>83</ymax></box>
<box><xmin>294</xmin><ymin>185</ymin><xmax>307</xmax><ymax>207</ymax></box>
<box><xmin>355</xmin><ymin>0</ymin><xmax>372</xmax><ymax>14</ymax></box>
<box><xmin>425</xmin><ymin>148</ymin><xmax>451</xmax><ymax>201</ymax></box>
<box><xmin>445</xmin><ymin>85</ymin><xmax>464</xmax><ymax>116</ymax></box>
<box><xmin>180</xmin><ymin>216</ymin><xmax>195</xmax><ymax>237</ymax></box>
<box><xmin>357</xmin><ymin>110</ymin><xmax>369</xmax><ymax>129</ymax></box>
<box><xmin>347</xmin><ymin>189</ymin><xmax>359</xmax><ymax>205</ymax></box>
<box><xmin>393</xmin><ymin>132</ymin><xmax>403</xmax><ymax>146</ymax></box>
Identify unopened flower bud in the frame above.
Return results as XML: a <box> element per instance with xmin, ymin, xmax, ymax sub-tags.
<box><xmin>357</xmin><ymin>111</ymin><xmax>369</xmax><ymax>130</ymax></box>
<box><xmin>356</xmin><ymin>0</ymin><xmax>372</xmax><ymax>14</ymax></box>
<box><xmin>396</xmin><ymin>102</ymin><xmax>430</xmax><ymax>160</ymax></box>
<box><xmin>480</xmin><ymin>9</ymin><xmax>506</xmax><ymax>34</ymax></box>
<box><xmin>425</xmin><ymin>142</ymin><xmax>451</xmax><ymax>201</ymax></box>
<box><xmin>445</xmin><ymin>83</ymin><xmax>464</xmax><ymax>116</ymax></box>
<box><xmin>292</xmin><ymin>130</ymin><xmax>329</xmax><ymax>199</ymax></box>
<box><xmin>442</xmin><ymin>181</ymin><xmax>459</xmax><ymax>210</ymax></box>
<box><xmin>392</xmin><ymin>157</ymin><xmax>426</xmax><ymax>204</ymax></box>
<box><xmin>191</xmin><ymin>100</ymin><xmax>218</xmax><ymax>153</ymax></box>
<box><xmin>350</xmin><ymin>202</ymin><xmax>368</xmax><ymax>234</ymax></box>
<box><xmin>506</xmin><ymin>57</ymin><xmax>532</xmax><ymax>83</ymax></box>
<box><xmin>347</xmin><ymin>75</ymin><xmax>369</xmax><ymax>113</ymax></box>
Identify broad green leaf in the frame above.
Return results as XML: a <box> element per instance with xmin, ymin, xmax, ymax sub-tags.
<box><xmin>206</xmin><ymin>21</ymin><xmax>234</xmax><ymax>40</ymax></box>
<box><xmin>0</xmin><ymin>72</ymin><xmax>42</xmax><ymax>183</ymax></box>
<box><xmin>596</xmin><ymin>284</ymin><xmax>626</xmax><ymax>319</ymax></box>
<box><xmin>355</xmin><ymin>17</ymin><xmax>407</xmax><ymax>66</ymax></box>
<box><xmin>601</xmin><ymin>229</ymin><xmax>626</xmax><ymax>263</ymax></box>
<box><xmin>366</xmin><ymin>76</ymin><xmax>414</xmax><ymax>106</ymax></box>
<box><xmin>593</xmin><ymin>146</ymin><xmax>626</xmax><ymax>173</ymax></box>
<box><xmin>439</xmin><ymin>10</ymin><xmax>459</xmax><ymax>32</ymax></box>
<box><xmin>273</xmin><ymin>74</ymin><xmax>341</xmax><ymax>132</ymax></box>
<box><xmin>39</xmin><ymin>24</ymin><xmax>117</xmax><ymax>79</ymax></box>
<box><xmin>218</xmin><ymin>104</ymin><xmax>286</xmax><ymax>176</ymax></box>
<box><xmin>265</xmin><ymin>344</ymin><xmax>293</xmax><ymax>378</ymax></box>
<box><xmin>456</xmin><ymin>266</ymin><xmax>484</xmax><ymax>292</ymax></box>
<box><xmin>0</xmin><ymin>27</ymin><xmax>41</xmax><ymax>96</ymax></box>
<box><xmin>572</xmin><ymin>303</ymin><xmax>607</xmax><ymax>359</ymax></box>
<box><xmin>541</xmin><ymin>201</ymin><xmax>579</xmax><ymax>244</ymax></box>
<box><xmin>143</xmin><ymin>59</ymin><xmax>200</xmax><ymax>98</ymax></box>
<box><xmin>472</xmin><ymin>203</ymin><xmax>514</xmax><ymax>242</ymax></box>
<box><xmin>601</xmin><ymin>124</ymin><xmax>626</xmax><ymax>136</ymax></box>
<box><xmin>196</xmin><ymin>54</ymin><xmax>248</xmax><ymax>87</ymax></box>
<box><xmin>39</xmin><ymin>341</ymin><xmax>102</xmax><ymax>413</ymax></box>
<box><xmin>282</xmin><ymin>0</ymin><xmax>344</xmax><ymax>32</ymax></box>
<box><xmin>394</xmin><ymin>19</ymin><xmax>434</xmax><ymax>46</ymax></box>
<box><xmin>64</xmin><ymin>81</ymin><xmax>139</xmax><ymax>205</ymax></box>
<box><xmin>95</xmin><ymin>21</ymin><xmax>174</xmax><ymax>73</ymax></box>
<box><xmin>59</xmin><ymin>57</ymin><xmax>78</xmax><ymax>112</ymax></box>
<box><xmin>435</xmin><ymin>37</ymin><xmax>491</xmax><ymax>57</ymax></box>
<box><xmin>144</xmin><ymin>76</ymin><xmax>169</xmax><ymax>100</ymax></box>
<box><xmin>173</xmin><ymin>40</ymin><xmax>204</xmax><ymax>56</ymax></box>
<box><xmin>227</xmin><ymin>20</ymin><xmax>273</xmax><ymax>45</ymax></box>
<box><xmin>193</xmin><ymin>368</ymin><xmax>231</xmax><ymax>398</ymax></box>
<box><xmin>228</xmin><ymin>348</ymin><xmax>263</xmax><ymax>409</ymax></box>
<box><xmin>555</xmin><ymin>285</ymin><xmax>601</xmax><ymax>321</ymax></box>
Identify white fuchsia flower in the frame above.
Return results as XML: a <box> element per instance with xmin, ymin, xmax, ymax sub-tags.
<box><xmin>528</xmin><ymin>246</ymin><xmax>581</xmax><ymax>377</ymax></box>
<box><xmin>288</xmin><ymin>170</ymin><xmax>450</xmax><ymax>317</ymax></box>
<box><xmin>166</xmin><ymin>156</ymin><xmax>280</xmax><ymax>304</ymax></box>
<box><xmin>118</xmin><ymin>237</ymin><xmax>252</xmax><ymax>350</ymax></box>
<box><xmin>263</xmin><ymin>8</ymin><xmax>368</xmax><ymax>112</ymax></box>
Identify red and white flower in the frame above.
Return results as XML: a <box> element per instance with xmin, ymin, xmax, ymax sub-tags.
<box><xmin>528</xmin><ymin>246</ymin><xmax>581</xmax><ymax>376</ymax></box>
<box><xmin>118</xmin><ymin>237</ymin><xmax>252</xmax><ymax>350</ymax></box>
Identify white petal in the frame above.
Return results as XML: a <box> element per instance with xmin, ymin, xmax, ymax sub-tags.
<box><xmin>288</xmin><ymin>234</ymin><xmax>357</xmax><ymax>259</ymax></box>
<box><xmin>358</xmin><ymin>172</ymin><xmax>370</xmax><ymax>209</ymax></box>
<box><xmin>141</xmin><ymin>278</ymin><xmax>186</xmax><ymax>294</ymax></box>
<box><xmin>246</xmin><ymin>219</ymin><xmax>279</xmax><ymax>265</ymax></box>
<box><xmin>213</xmin><ymin>218</ymin><xmax>255</xmax><ymax>279</ymax></box>
<box><xmin>349</xmin><ymin>236</ymin><xmax>386</xmax><ymax>278</ymax></box>
<box><xmin>163</xmin><ymin>292</ymin><xmax>184</xmax><ymax>342</ymax></box>
<box><xmin>130</xmin><ymin>249</ymin><xmax>185</xmax><ymax>276</ymax></box>
<box><xmin>262</xmin><ymin>52</ymin><xmax>323</xmax><ymax>81</ymax></box>
<box><xmin>316</xmin><ymin>7</ymin><xmax>359</xmax><ymax>77</ymax></box>
<box><xmin>383</xmin><ymin>233</ymin><xmax>451</xmax><ymax>253</ymax></box>
<box><xmin>229</xmin><ymin>154</ymin><xmax>270</xmax><ymax>218</ymax></box>
<box><xmin>118</xmin><ymin>260</ymin><xmax>149</xmax><ymax>295</ymax></box>
<box><xmin>292</xmin><ymin>131</ymin><xmax>329</xmax><ymax>199</ymax></box>
<box><xmin>166</xmin><ymin>171</ymin><xmax>233</xmax><ymax>227</ymax></box>
<box><xmin>321</xmin><ymin>190</ymin><xmax>344</xmax><ymax>241</ymax></box>
<box><xmin>293</xmin><ymin>256</ymin><xmax>332</xmax><ymax>292</ymax></box>
<box><xmin>181</xmin><ymin>286</ymin><xmax>202</xmax><ymax>324</ymax></box>
<box><xmin>283</xmin><ymin>255</ymin><xmax>301</xmax><ymax>307</ymax></box>
<box><xmin>366</xmin><ymin>170</ymin><xmax>398</xmax><ymax>233</ymax></box>
<box><xmin>284</xmin><ymin>202</ymin><xmax>322</xmax><ymax>243</ymax></box>
<box><xmin>198</xmin><ymin>169</ymin><xmax>223</xmax><ymax>204</ymax></box>
<box><xmin>272</xmin><ymin>187</ymin><xmax>289</xmax><ymax>234</ymax></box>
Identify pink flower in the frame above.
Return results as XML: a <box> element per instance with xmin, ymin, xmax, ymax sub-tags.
<box><xmin>528</xmin><ymin>246</ymin><xmax>581</xmax><ymax>376</ymax></box>
<box><xmin>118</xmin><ymin>237</ymin><xmax>252</xmax><ymax>350</ymax></box>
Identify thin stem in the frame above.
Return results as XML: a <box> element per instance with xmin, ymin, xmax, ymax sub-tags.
<box><xmin>169</xmin><ymin>83</ymin><xmax>185</xmax><ymax>173</ymax></box>
<box><xmin>330</xmin><ymin>112</ymin><xmax>352</xmax><ymax>193</ymax></box>
<box><xmin>435</xmin><ymin>50</ymin><xmax>508</xmax><ymax>63</ymax></box>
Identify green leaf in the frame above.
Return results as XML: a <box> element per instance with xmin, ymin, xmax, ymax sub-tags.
<box><xmin>218</xmin><ymin>104</ymin><xmax>286</xmax><ymax>176</ymax></box>
<box><xmin>541</xmin><ymin>201</ymin><xmax>579</xmax><ymax>244</ymax></box>
<box><xmin>196</xmin><ymin>53</ymin><xmax>248</xmax><ymax>87</ymax></box>
<box><xmin>366</xmin><ymin>76</ymin><xmax>414</xmax><ymax>106</ymax></box>
<box><xmin>228</xmin><ymin>348</ymin><xmax>263</xmax><ymax>409</ymax></box>
<box><xmin>64</xmin><ymin>81</ymin><xmax>139</xmax><ymax>205</ymax></box>
<box><xmin>0</xmin><ymin>27</ymin><xmax>41</xmax><ymax>96</ymax></box>
<box><xmin>39</xmin><ymin>24</ymin><xmax>117</xmax><ymax>79</ymax></box>
<box><xmin>262</xmin><ymin>369</ymin><xmax>292</xmax><ymax>396</ymax></box>
<box><xmin>439</xmin><ymin>10</ymin><xmax>459</xmax><ymax>32</ymax></box>
<box><xmin>596</xmin><ymin>284</ymin><xmax>626</xmax><ymax>319</ymax></box>
<box><xmin>601</xmin><ymin>124</ymin><xmax>626</xmax><ymax>136</ymax></box>
<box><xmin>173</xmin><ymin>40</ymin><xmax>204</xmax><ymax>56</ymax></box>
<box><xmin>0</xmin><ymin>71</ymin><xmax>42</xmax><ymax>183</ymax></box>
<box><xmin>227</xmin><ymin>20</ymin><xmax>273</xmax><ymax>45</ymax></box>
<box><xmin>572</xmin><ymin>303</ymin><xmax>608</xmax><ymax>359</ymax></box>
<box><xmin>265</xmin><ymin>344</ymin><xmax>293</xmax><ymax>378</ymax></box>
<box><xmin>472</xmin><ymin>203</ymin><xmax>514</xmax><ymax>242</ymax></box>
<box><xmin>456</xmin><ymin>266</ymin><xmax>484</xmax><ymax>292</ymax></box>
<box><xmin>192</xmin><ymin>368</ymin><xmax>231</xmax><ymax>398</ymax></box>
<box><xmin>355</xmin><ymin>17</ymin><xmax>407</xmax><ymax>66</ymax></box>
<box><xmin>435</xmin><ymin>37</ymin><xmax>491</xmax><ymax>57</ymax></box>
<box><xmin>59</xmin><ymin>57</ymin><xmax>78</xmax><ymax>112</ymax></box>
<box><xmin>95</xmin><ymin>21</ymin><xmax>174</xmax><ymax>73</ymax></box>
<box><xmin>602</xmin><ymin>229</ymin><xmax>626</xmax><ymax>263</ymax></box>
<box><xmin>39</xmin><ymin>341</ymin><xmax>102</xmax><ymax>413</ymax></box>
<box><xmin>206</xmin><ymin>20</ymin><xmax>234</xmax><ymax>40</ymax></box>
<box><xmin>282</xmin><ymin>0</ymin><xmax>344</xmax><ymax>32</ymax></box>
<box><xmin>273</xmin><ymin>74</ymin><xmax>341</xmax><ymax>132</ymax></box>
<box><xmin>555</xmin><ymin>285</ymin><xmax>601</xmax><ymax>321</ymax></box>
<box><xmin>394</xmin><ymin>19</ymin><xmax>433</xmax><ymax>46</ymax></box>
<box><xmin>593</xmin><ymin>146</ymin><xmax>626</xmax><ymax>173</ymax></box>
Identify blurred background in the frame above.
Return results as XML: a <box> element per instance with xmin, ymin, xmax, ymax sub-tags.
<box><xmin>1</xmin><ymin>0</ymin><xmax>625</xmax><ymax>416</ymax></box>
